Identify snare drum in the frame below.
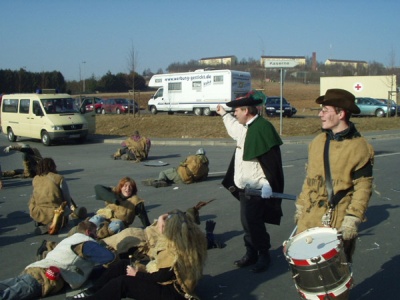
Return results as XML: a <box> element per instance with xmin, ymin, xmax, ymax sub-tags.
<box><xmin>283</xmin><ymin>227</ymin><xmax>352</xmax><ymax>299</ymax></box>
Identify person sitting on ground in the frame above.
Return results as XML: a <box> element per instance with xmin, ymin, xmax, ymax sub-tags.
<box><xmin>112</xmin><ymin>130</ymin><xmax>151</xmax><ymax>162</ymax></box>
<box><xmin>66</xmin><ymin>210</ymin><xmax>207</xmax><ymax>300</ymax></box>
<box><xmin>90</xmin><ymin>177</ymin><xmax>151</xmax><ymax>239</ymax></box>
<box><xmin>29</xmin><ymin>158</ymin><xmax>87</xmax><ymax>235</ymax></box>
<box><xmin>3</xmin><ymin>143</ymin><xmax>43</xmax><ymax>178</ymax></box>
<box><xmin>142</xmin><ymin>148</ymin><xmax>209</xmax><ymax>188</ymax></box>
<box><xmin>0</xmin><ymin>220</ymin><xmax>117</xmax><ymax>300</ymax></box>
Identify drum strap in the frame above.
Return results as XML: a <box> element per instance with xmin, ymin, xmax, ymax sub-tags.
<box><xmin>324</xmin><ymin>138</ymin><xmax>352</xmax><ymax>209</ymax></box>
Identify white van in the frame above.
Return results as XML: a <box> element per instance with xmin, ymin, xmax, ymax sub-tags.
<box><xmin>1</xmin><ymin>90</ymin><xmax>90</xmax><ymax>145</ymax></box>
<box><xmin>147</xmin><ymin>69</ymin><xmax>251</xmax><ymax>116</ymax></box>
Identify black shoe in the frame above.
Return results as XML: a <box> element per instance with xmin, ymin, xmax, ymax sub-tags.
<box><xmin>234</xmin><ymin>255</ymin><xmax>258</xmax><ymax>268</ymax></box>
<box><xmin>66</xmin><ymin>288</ymin><xmax>95</xmax><ymax>299</ymax></box>
<box><xmin>152</xmin><ymin>180</ymin><xmax>168</xmax><ymax>188</ymax></box>
<box><xmin>250</xmin><ymin>253</ymin><xmax>271</xmax><ymax>273</ymax></box>
<box><xmin>36</xmin><ymin>240</ymin><xmax>47</xmax><ymax>260</ymax></box>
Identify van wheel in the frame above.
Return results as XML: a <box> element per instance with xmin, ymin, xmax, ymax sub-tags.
<box><xmin>116</xmin><ymin>108</ymin><xmax>121</xmax><ymax>114</ymax></box>
<box><xmin>203</xmin><ymin>108</ymin><xmax>212</xmax><ymax>116</ymax></box>
<box><xmin>150</xmin><ymin>106</ymin><xmax>158</xmax><ymax>115</ymax></box>
<box><xmin>7</xmin><ymin>128</ymin><xmax>16</xmax><ymax>142</ymax></box>
<box><xmin>41</xmin><ymin>131</ymin><xmax>51</xmax><ymax>146</ymax></box>
<box><xmin>101</xmin><ymin>108</ymin><xmax>106</xmax><ymax>115</ymax></box>
<box><xmin>194</xmin><ymin>108</ymin><xmax>203</xmax><ymax>116</ymax></box>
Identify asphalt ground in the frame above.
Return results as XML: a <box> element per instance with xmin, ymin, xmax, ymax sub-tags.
<box><xmin>0</xmin><ymin>130</ymin><xmax>399</xmax><ymax>300</ymax></box>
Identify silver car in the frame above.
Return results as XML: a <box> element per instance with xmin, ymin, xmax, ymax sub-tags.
<box><xmin>354</xmin><ymin>97</ymin><xmax>396</xmax><ymax>117</ymax></box>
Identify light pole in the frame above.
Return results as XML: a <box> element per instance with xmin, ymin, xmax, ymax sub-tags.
<box><xmin>82</xmin><ymin>61</ymin><xmax>86</xmax><ymax>93</ymax></box>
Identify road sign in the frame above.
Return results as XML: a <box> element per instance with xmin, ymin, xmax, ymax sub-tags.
<box><xmin>264</xmin><ymin>60</ymin><xmax>299</xmax><ymax>68</ymax></box>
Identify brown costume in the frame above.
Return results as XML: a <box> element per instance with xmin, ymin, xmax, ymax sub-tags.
<box><xmin>29</xmin><ymin>172</ymin><xmax>65</xmax><ymax>225</ymax></box>
<box><xmin>177</xmin><ymin>154</ymin><xmax>209</xmax><ymax>184</ymax></box>
<box><xmin>296</xmin><ymin>129</ymin><xmax>374</xmax><ymax>233</ymax></box>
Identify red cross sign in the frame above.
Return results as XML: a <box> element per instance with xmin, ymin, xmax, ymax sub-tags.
<box><xmin>353</xmin><ymin>82</ymin><xmax>363</xmax><ymax>92</ymax></box>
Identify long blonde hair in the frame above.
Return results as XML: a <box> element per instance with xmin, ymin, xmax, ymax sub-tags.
<box><xmin>161</xmin><ymin>209</ymin><xmax>207</xmax><ymax>294</ymax></box>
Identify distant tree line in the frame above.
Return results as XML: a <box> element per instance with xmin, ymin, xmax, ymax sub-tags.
<box><xmin>1</xmin><ymin>57</ymin><xmax>398</xmax><ymax>95</ymax></box>
<box><xmin>0</xmin><ymin>68</ymin><xmax>67</xmax><ymax>94</ymax></box>
<box><xmin>0</xmin><ymin>69</ymin><xmax>147</xmax><ymax>95</ymax></box>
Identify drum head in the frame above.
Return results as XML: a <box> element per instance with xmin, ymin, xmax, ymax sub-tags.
<box><xmin>286</xmin><ymin>227</ymin><xmax>340</xmax><ymax>261</ymax></box>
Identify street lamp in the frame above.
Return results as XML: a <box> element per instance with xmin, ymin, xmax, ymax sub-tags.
<box><xmin>82</xmin><ymin>61</ymin><xmax>86</xmax><ymax>93</ymax></box>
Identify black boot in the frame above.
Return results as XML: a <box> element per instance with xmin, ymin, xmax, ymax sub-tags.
<box><xmin>234</xmin><ymin>247</ymin><xmax>258</xmax><ymax>268</ymax></box>
<box><xmin>136</xmin><ymin>202</ymin><xmax>151</xmax><ymax>227</ymax></box>
<box><xmin>251</xmin><ymin>250</ymin><xmax>271</xmax><ymax>273</ymax></box>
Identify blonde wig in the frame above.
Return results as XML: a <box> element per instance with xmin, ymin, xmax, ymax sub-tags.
<box><xmin>160</xmin><ymin>209</ymin><xmax>207</xmax><ymax>294</ymax></box>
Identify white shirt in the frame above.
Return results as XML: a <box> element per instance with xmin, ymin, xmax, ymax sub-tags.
<box><xmin>223</xmin><ymin>114</ymin><xmax>269</xmax><ymax>189</ymax></box>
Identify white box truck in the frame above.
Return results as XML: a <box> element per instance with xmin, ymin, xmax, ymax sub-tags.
<box><xmin>147</xmin><ymin>69</ymin><xmax>251</xmax><ymax>116</ymax></box>
<box><xmin>320</xmin><ymin>75</ymin><xmax>397</xmax><ymax>99</ymax></box>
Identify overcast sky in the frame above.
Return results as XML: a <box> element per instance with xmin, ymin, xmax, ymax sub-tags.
<box><xmin>1</xmin><ymin>0</ymin><xmax>399</xmax><ymax>81</ymax></box>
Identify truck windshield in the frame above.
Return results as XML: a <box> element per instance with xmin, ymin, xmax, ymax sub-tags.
<box><xmin>41</xmin><ymin>98</ymin><xmax>80</xmax><ymax>114</ymax></box>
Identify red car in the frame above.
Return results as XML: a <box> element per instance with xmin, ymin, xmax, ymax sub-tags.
<box><xmin>101</xmin><ymin>98</ymin><xmax>138</xmax><ymax>114</ymax></box>
<box><xmin>81</xmin><ymin>97</ymin><xmax>104</xmax><ymax>114</ymax></box>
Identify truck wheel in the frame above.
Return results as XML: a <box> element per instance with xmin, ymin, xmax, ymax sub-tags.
<box><xmin>116</xmin><ymin>108</ymin><xmax>121</xmax><ymax>114</ymax></box>
<box><xmin>101</xmin><ymin>108</ymin><xmax>106</xmax><ymax>115</ymax></box>
<box><xmin>203</xmin><ymin>108</ymin><xmax>212</xmax><ymax>116</ymax></box>
<box><xmin>375</xmin><ymin>109</ymin><xmax>384</xmax><ymax>117</ymax></box>
<box><xmin>41</xmin><ymin>131</ymin><xmax>51</xmax><ymax>146</ymax></box>
<box><xmin>194</xmin><ymin>108</ymin><xmax>203</xmax><ymax>116</ymax></box>
<box><xmin>7</xmin><ymin>128</ymin><xmax>16</xmax><ymax>142</ymax></box>
<box><xmin>150</xmin><ymin>106</ymin><xmax>158</xmax><ymax>115</ymax></box>
<box><xmin>96</xmin><ymin>108</ymin><xmax>101</xmax><ymax>114</ymax></box>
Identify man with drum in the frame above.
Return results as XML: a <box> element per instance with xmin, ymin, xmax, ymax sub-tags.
<box><xmin>294</xmin><ymin>89</ymin><xmax>374</xmax><ymax>298</ymax></box>
<box><xmin>216</xmin><ymin>90</ymin><xmax>285</xmax><ymax>273</ymax></box>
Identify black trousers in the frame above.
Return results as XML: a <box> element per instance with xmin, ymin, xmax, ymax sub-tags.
<box><xmin>239</xmin><ymin>192</ymin><xmax>271</xmax><ymax>253</ymax></box>
<box><xmin>87</xmin><ymin>260</ymin><xmax>183</xmax><ymax>300</ymax></box>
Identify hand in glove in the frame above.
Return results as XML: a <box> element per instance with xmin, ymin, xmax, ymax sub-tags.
<box><xmin>294</xmin><ymin>204</ymin><xmax>303</xmax><ymax>224</ymax></box>
<box><xmin>261</xmin><ymin>183</ymin><xmax>273</xmax><ymax>198</ymax></box>
<box><xmin>339</xmin><ymin>215</ymin><xmax>361</xmax><ymax>240</ymax></box>
<box><xmin>4</xmin><ymin>146</ymin><xmax>12</xmax><ymax>153</ymax></box>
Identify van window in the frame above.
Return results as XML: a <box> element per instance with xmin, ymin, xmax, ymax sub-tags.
<box><xmin>19</xmin><ymin>99</ymin><xmax>30</xmax><ymax>114</ymax></box>
<box><xmin>155</xmin><ymin>88</ymin><xmax>163</xmax><ymax>98</ymax></box>
<box><xmin>192</xmin><ymin>81</ymin><xmax>202</xmax><ymax>92</ymax></box>
<box><xmin>33</xmin><ymin>100</ymin><xmax>43</xmax><ymax>115</ymax></box>
<box><xmin>2</xmin><ymin>99</ymin><xmax>18</xmax><ymax>113</ymax></box>
<box><xmin>168</xmin><ymin>82</ymin><xmax>182</xmax><ymax>92</ymax></box>
<box><xmin>213</xmin><ymin>75</ymin><xmax>223</xmax><ymax>84</ymax></box>
<box><xmin>42</xmin><ymin>97</ymin><xmax>79</xmax><ymax>114</ymax></box>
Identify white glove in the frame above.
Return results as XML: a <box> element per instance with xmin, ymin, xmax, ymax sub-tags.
<box><xmin>4</xmin><ymin>146</ymin><xmax>12</xmax><ymax>153</ymax></box>
<box><xmin>294</xmin><ymin>204</ymin><xmax>304</xmax><ymax>224</ymax></box>
<box><xmin>339</xmin><ymin>215</ymin><xmax>361</xmax><ymax>240</ymax></box>
<box><xmin>261</xmin><ymin>183</ymin><xmax>273</xmax><ymax>198</ymax></box>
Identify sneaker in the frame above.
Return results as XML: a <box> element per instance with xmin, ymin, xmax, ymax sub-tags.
<box><xmin>66</xmin><ymin>288</ymin><xmax>95</xmax><ymax>299</ymax></box>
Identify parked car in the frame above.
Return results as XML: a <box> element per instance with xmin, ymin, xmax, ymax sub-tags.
<box><xmin>264</xmin><ymin>96</ymin><xmax>297</xmax><ymax>117</ymax></box>
<box><xmin>354</xmin><ymin>97</ymin><xmax>396</xmax><ymax>117</ymax></box>
<box><xmin>81</xmin><ymin>97</ymin><xmax>103</xmax><ymax>114</ymax></box>
<box><xmin>376</xmin><ymin>98</ymin><xmax>400</xmax><ymax>116</ymax></box>
<box><xmin>101</xmin><ymin>98</ymin><xmax>138</xmax><ymax>114</ymax></box>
